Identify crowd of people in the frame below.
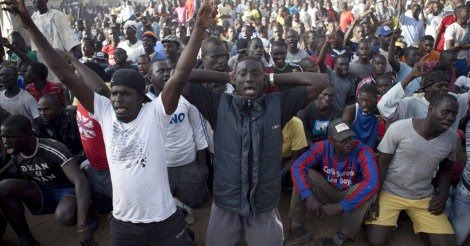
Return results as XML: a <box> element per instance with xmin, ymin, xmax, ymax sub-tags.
<box><xmin>0</xmin><ymin>0</ymin><xmax>470</xmax><ymax>245</ymax></box>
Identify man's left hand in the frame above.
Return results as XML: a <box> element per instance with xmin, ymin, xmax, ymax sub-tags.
<box><xmin>319</xmin><ymin>203</ymin><xmax>343</xmax><ymax>220</ymax></box>
<box><xmin>428</xmin><ymin>194</ymin><xmax>447</xmax><ymax>215</ymax></box>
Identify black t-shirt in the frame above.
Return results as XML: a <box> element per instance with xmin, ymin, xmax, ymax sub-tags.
<box><xmin>297</xmin><ymin>101</ymin><xmax>342</xmax><ymax>144</ymax></box>
<box><xmin>185</xmin><ymin>84</ymin><xmax>309</xmax><ymax>130</ymax></box>
<box><xmin>11</xmin><ymin>138</ymin><xmax>74</xmax><ymax>188</ymax></box>
<box><xmin>270</xmin><ymin>63</ymin><xmax>303</xmax><ymax>92</ymax></box>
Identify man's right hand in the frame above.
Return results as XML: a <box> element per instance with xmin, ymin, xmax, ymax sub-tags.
<box><xmin>365</xmin><ymin>200</ymin><xmax>380</xmax><ymax>221</ymax></box>
<box><xmin>306</xmin><ymin>196</ymin><xmax>321</xmax><ymax>218</ymax></box>
<box><xmin>0</xmin><ymin>38</ymin><xmax>12</xmax><ymax>48</ymax></box>
<box><xmin>409</xmin><ymin>62</ymin><xmax>428</xmax><ymax>78</ymax></box>
<box><xmin>1</xmin><ymin>0</ymin><xmax>35</xmax><ymax>28</ymax></box>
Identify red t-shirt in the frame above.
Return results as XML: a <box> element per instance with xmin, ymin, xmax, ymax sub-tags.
<box><xmin>102</xmin><ymin>45</ymin><xmax>116</xmax><ymax>65</ymax></box>
<box><xmin>436</xmin><ymin>15</ymin><xmax>456</xmax><ymax>52</ymax></box>
<box><xmin>26</xmin><ymin>80</ymin><xmax>65</xmax><ymax>107</ymax></box>
<box><xmin>77</xmin><ymin>103</ymin><xmax>109</xmax><ymax>170</ymax></box>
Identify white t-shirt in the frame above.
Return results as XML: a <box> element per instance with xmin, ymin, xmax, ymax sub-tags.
<box><xmin>425</xmin><ymin>14</ymin><xmax>444</xmax><ymax>39</ymax></box>
<box><xmin>146</xmin><ymin>92</ymin><xmax>208</xmax><ymax>167</ymax></box>
<box><xmin>117</xmin><ymin>40</ymin><xmax>144</xmax><ymax>64</ymax></box>
<box><xmin>444</xmin><ymin>22</ymin><xmax>467</xmax><ymax>50</ymax></box>
<box><xmin>399</xmin><ymin>15</ymin><xmax>425</xmax><ymax>47</ymax></box>
<box><xmin>0</xmin><ymin>89</ymin><xmax>39</xmax><ymax>122</ymax></box>
<box><xmin>92</xmin><ymin>93</ymin><xmax>176</xmax><ymax>223</ymax></box>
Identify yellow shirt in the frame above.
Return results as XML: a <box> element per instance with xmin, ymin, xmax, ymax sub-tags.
<box><xmin>282</xmin><ymin>117</ymin><xmax>308</xmax><ymax>158</ymax></box>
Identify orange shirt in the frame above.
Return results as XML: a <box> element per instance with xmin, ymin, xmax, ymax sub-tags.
<box><xmin>185</xmin><ymin>0</ymin><xmax>195</xmax><ymax>20</ymax></box>
<box><xmin>340</xmin><ymin>11</ymin><xmax>354</xmax><ymax>33</ymax></box>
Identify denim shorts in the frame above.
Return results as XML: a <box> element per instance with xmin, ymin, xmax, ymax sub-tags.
<box><xmin>27</xmin><ymin>182</ymin><xmax>76</xmax><ymax>215</ymax></box>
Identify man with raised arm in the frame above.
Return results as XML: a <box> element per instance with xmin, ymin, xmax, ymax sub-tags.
<box><xmin>2</xmin><ymin>0</ymin><xmax>215</xmax><ymax>244</ymax></box>
<box><xmin>182</xmin><ymin>59</ymin><xmax>329</xmax><ymax>244</ymax></box>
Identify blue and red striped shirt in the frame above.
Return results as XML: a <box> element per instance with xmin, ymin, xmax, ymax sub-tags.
<box><xmin>291</xmin><ymin>139</ymin><xmax>379</xmax><ymax>212</ymax></box>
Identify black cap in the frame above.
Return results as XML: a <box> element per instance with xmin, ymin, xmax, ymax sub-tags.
<box><xmin>327</xmin><ymin>119</ymin><xmax>356</xmax><ymax>142</ymax></box>
<box><xmin>110</xmin><ymin>69</ymin><xmax>152</xmax><ymax>103</ymax></box>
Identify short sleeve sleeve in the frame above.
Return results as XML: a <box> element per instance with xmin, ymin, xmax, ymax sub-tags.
<box><xmin>91</xmin><ymin>92</ymin><xmax>113</xmax><ymax>124</ymax></box>
<box><xmin>46</xmin><ymin>140</ymin><xmax>74</xmax><ymax>167</ymax></box>
<box><xmin>444</xmin><ymin>25</ymin><xmax>455</xmax><ymax>41</ymax></box>
<box><xmin>289</xmin><ymin>117</ymin><xmax>308</xmax><ymax>151</ymax></box>
<box><xmin>184</xmin><ymin>84</ymin><xmax>222</xmax><ymax>130</ymax></box>
<box><xmin>281</xmin><ymin>86</ymin><xmax>309</xmax><ymax>127</ymax></box>
<box><xmin>446</xmin><ymin>132</ymin><xmax>459</xmax><ymax>162</ymax></box>
<box><xmin>377</xmin><ymin>121</ymin><xmax>402</xmax><ymax>154</ymax></box>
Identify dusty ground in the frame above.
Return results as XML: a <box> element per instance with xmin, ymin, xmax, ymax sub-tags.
<box><xmin>2</xmin><ymin>191</ymin><xmax>469</xmax><ymax>246</ymax></box>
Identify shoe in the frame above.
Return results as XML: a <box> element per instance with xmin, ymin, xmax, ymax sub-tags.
<box><xmin>284</xmin><ymin>226</ymin><xmax>313</xmax><ymax>246</ymax></box>
<box><xmin>184</xmin><ymin>206</ymin><xmax>195</xmax><ymax>225</ymax></box>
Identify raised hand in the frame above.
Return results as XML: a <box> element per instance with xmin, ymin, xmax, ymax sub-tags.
<box><xmin>0</xmin><ymin>37</ymin><xmax>12</xmax><ymax>48</ymax></box>
<box><xmin>195</xmin><ymin>0</ymin><xmax>215</xmax><ymax>29</ymax></box>
<box><xmin>0</xmin><ymin>0</ymin><xmax>34</xmax><ymax>28</ymax></box>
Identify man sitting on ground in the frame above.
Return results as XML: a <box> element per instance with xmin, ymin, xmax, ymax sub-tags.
<box><xmin>288</xmin><ymin>118</ymin><xmax>379</xmax><ymax>246</ymax></box>
<box><xmin>0</xmin><ymin>114</ymin><xmax>92</xmax><ymax>245</ymax></box>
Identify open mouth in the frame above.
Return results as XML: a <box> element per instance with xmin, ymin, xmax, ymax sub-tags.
<box><xmin>244</xmin><ymin>87</ymin><xmax>256</xmax><ymax>96</ymax></box>
<box><xmin>114</xmin><ymin>107</ymin><xmax>127</xmax><ymax>114</ymax></box>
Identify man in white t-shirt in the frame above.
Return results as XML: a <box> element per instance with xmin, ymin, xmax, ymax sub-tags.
<box><xmin>8</xmin><ymin>0</ymin><xmax>215</xmax><ymax>243</ymax></box>
<box><xmin>398</xmin><ymin>0</ymin><xmax>425</xmax><ymax>47</ymax></box>
<box><xmin>425</xmin><ymin>1</ymin><xmax>444</xmax><ymax>39</ymax></box>
<box><xmin>147</xmin><ymin>60</ymin><xmax>209</xmax><ymax>224</ymax></box>
<box><xmin>30</xmin><ymin>0</ymin><xmax>81</xmax><ymax>83</ymax></box>
<box><xmin>444</xmin><ymin>5</ymin><xmax>470</xmax><ymax>50</ymax></box>
<box><xmin>117</xmin><ymin>21</ymin><xmax>144</xmax><ymax>64</ymax></box>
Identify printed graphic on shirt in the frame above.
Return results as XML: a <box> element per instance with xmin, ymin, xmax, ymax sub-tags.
<box><xmin>20</xmin><ymin>162</ymin><xmax>57</xmax><ymax>183</ymax></box>
<box><xmin>77</xmin><ymin>111</ymin><xmax>96</xmax><ymax>139</ymax></box>
<box><xmin>313</xmin><ymin>120</ymin><xmax>329</xmax><ymax>135</ymax></box>
<box><xmin>109</xmin><ymin>122</ymin><xmax>147</xmax><ymax>169</ymax></box>
<box><xmin>323</xmin><ymin>165</ymin><xmax>355</xmax><ymax>186</ymax></box>
<box><xmin>170</xmin><ymin>113</ymin><xmax>186</xmax><ymax>124</ymax></box>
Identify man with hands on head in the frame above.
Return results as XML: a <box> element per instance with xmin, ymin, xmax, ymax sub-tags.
<box><xmin>2</xmin><ymin>0</ymin><xmax>216</xmax><ymax>245</ymax></box>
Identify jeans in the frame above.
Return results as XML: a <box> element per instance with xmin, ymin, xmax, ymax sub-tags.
<box><xmin>449</xmin><ymin>180</ymin><xmax>470</xmax><ymax>245</ymax></box>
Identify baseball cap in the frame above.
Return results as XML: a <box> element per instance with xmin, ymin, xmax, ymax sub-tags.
<box><xmin>377</xmin><ymin>25</ymin><xmax>392</xmax><ymax>36</ymax></box>
<box><xmin>93</xmin><ymin>52</ymin><xmax>109</xmax><ymax>62</ymax></box>
<box><xmin>237</xmin><ymin>39</ymin><xmax>249</xmax><ymax>52</ymax></box>
<box><xmin>110</xmin><ymin>69</ymin><xmax>152</xmax><ymax>103</ymax></box>
<box><xmin>161</xmin><ymin>35</ymin><xmax>180</xmax><ymax>45</ymax></box>
<box><xmin>327</xmin><ymin>119</ymin><xmax>356</xmax><ymax>142</ymax></box>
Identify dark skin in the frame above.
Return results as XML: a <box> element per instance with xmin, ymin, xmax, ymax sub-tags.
<box><xmin>420</xmin><ymin>39</ymin><xmax>434</xmax><ymax>56</ymax></box>
<box><xmin>247</xmin><ymin>39</ymin><xmax>264</xmax><ymax>60</ymax></box>
<box><xmin>162</xmin><ymin>41</ymin><xmax>180</xmax><ymax>67</ymax></box>
<box><xmin>1</xmin><ymin>0</ymin><xmax>215</xmax><ymax>122</ymax></box>
<box><xmin>343</xmin><ymin>91</ymin><xmax>378</xmax><ymax>122</ymax></box>
<box><xmin>445</xmin><ymin>6</ymin><xmax>470</xmax><ymax>50</ymax></box>
<box><xmin>142</xmin><ymin>36</ymin><xmax>157</xmax><ymax>55</ymax></box>
<box><xmin>286</xmin><ymin>30</ymin><xmax>300</xmax><ymax>54</ymax></box>
<box><xmin>37</xmin><ymin>96</ymin><xmax>61</xmax><ymax>125</ymax></box>
<box><xmin>305</xmin><ymin>136</ymin><xmax>354</xmax><ymax>220</ymax></box>
<box><xmin>0</xmin><ymin>67</ymin><xmax>20</xmax><ymax>97</ymax></box>
<box><xmin>113</xmin><ymin>48</ymin><xmax>128</xmax><ymax>67</ymax></box>
<box><xmin>0</xmin><ymin>36</ymin><xmax>31</xmax><ymax>64</ymax></box>
<box><xmin>389</xmin><ymin>28</ymin><xmax>423</xmax><ymax>71</ymax></box>
<box><xmin>149</xmin><ymin>61</ymin><xmax>208</xmax><ymax>177</ymax></box>
<box><xmin>0</xmin><ymin>124</ymin><xmax>92</xmax><ymax>246</ymax></box>
<box><xmin>365</xmin><ymin>98</ymin><xmax>458</xmax><ymax>246</ymax></box>
<box><xmin>271</xmin><ymin>45</ymin><xmax>288</xmax><ymax>69</ymax></box>
<box><xmin>25</xmin><ymin>65</ymin><xmax>46</xmax><ymax>90</ymax></box>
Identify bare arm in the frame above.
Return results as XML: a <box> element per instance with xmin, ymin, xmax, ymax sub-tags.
<box><xmin>317</xmin><ymin>36</ymin><xmax>331</xmax><ymax>73</ymax></box>
<box><xmin>161</xmin><ymin>0</ymin><xmax>214</xmax><ymax>115</ymax></box>
<box><xmin>3</xmin><ymin>0</ymin><xmax>95</xmax><ymax>113</ymax></box>
<box><xmin>388</xmin><ymin>29</ymin><xmax>401</xmax><ymax>72</ymax></box>
<box><xmin>0</xmin><ymin>38</ymin><xmax>32</xmax><ymax>63</ymax></box>
<box><xmin>61</xmin><ymin>160</ymin><xmax>93</xmax><ymax>244</ymax></box>
<box><xmin>68</xmin><ymin>54</ymin><xmax>110</xmax><ymax>98</ymax></box>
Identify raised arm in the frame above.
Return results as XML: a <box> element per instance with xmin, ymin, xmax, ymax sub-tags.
<box><xmin>274</xmin><ymin>73</ymin><xmax>329</xmax><ymax>101</ymax></box>
<box><xmin>161</xmin><ymin>0</ymin><xmax>214</xmax><ymax>115</ymax></box>
<box><xmin>0</xmin><ymin>37</ymin><xmax>32</xmax><ymax>64</ymax></box>
<box><xmin>388</xmin><ymin>28</ymin><xmax>401</xmax><ymax>72</ymax></box>
<box><xmin>317</xmin><ymin>35</ymin><xmax>333</xmax><ymax>73</ymax></box>
<box><xmin>67</xmin><ymin>54</ymin><xmax>110</xmax><ymax>98</ymax></box>
<box><xmin>2</xmin><ymin>0</ymin><xmax>95</xmax><ymax>113</ymax></box>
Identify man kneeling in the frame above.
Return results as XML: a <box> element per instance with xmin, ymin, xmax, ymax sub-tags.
<box><xmin>288</xmin><ymin>119</ymin><xmax>379</xmax><ymax>246</ymax></box>
<box><xmin>0</xmin><ymin>115</ymin><xmax>93</xmax><ymax>245</ymax></box>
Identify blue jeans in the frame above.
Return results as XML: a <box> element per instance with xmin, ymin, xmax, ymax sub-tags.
<box><xmin>449</xmin><ymin>180</ymin><xmax>470</xmax><ymax>245</ymax></box>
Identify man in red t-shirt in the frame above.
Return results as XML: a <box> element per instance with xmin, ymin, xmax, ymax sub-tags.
<box><xmin>101</xmin><ymin>26</ymin><xmax>120</xmax><ymax>65</ymax></box>
<box><xmin>435</xmin><ymin>14</ymin><xmax>457</xmax><ymax>51</ymax></box>
<box><xmin>25</xmin><ymin>62</ymin><xmax>66</xmax><ymax>107</ymax></box>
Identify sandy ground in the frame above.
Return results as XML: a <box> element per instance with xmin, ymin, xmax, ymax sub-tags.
<box><xmin>2</xmin><ymin>191</ymin><xmax>469</xmax><ymax>246</ymax></box>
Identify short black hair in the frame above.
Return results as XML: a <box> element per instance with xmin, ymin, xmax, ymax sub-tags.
<box><xmin>271</xmin><ymin>40</ymin><xmax>287</xmax><ymax>49</ymax></box>
<box><xmin>234</xmin><ymin>56</ymin><xmax>264</xmax><ymax>72</ymax></box>
<box><xmin>2</xmin><ymin>114</ymin><xmax>33</xmax><ymax>135</ymax></box>
<box><xmin>201</xmin><ymin>37</ymin><xmax>225</xmax><ymax>56</ymax></box>
<box><xmin>359</xmin><ymin>83</ymin><xmax>378</xmax><ymax>96</ymax></box>
<box><xmin>404</xmin><ymin>47</ymin><xmax>419</xmax><ymax>59</ymax></box>
<box><xmin>429</xmin><ymin>93</ymin><xmax>457</xmax><ymax>108</ymax></box>
<box><xmin>334</xmin><ymin>54</ymin><xmax>349</xmax><ymax>63</ymax></box>
<box><xmin>28</xmin><ymin>62</ymin><xmax>49</xmax><ymax>79</ymax></box>
<box><xmin>421</xmin><ymin>35</ymin><xmax>435</xmax><ymax>43</ymax></box>
<box><xmin>39</xmin><ymin>93</ymin><xmax>61</xmax><ymax>107</ymax></box>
